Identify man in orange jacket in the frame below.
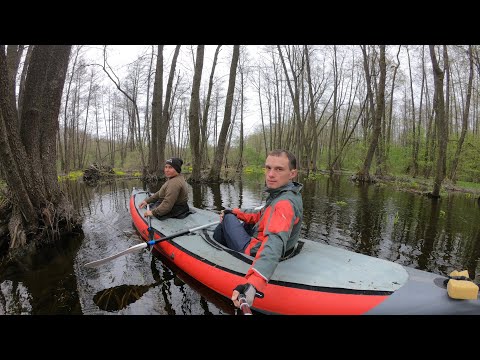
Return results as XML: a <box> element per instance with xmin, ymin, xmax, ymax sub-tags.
<box><xmin>213</xmin><ymin>149</ymin><xmax>303</xmax><ymax>310</ymax></box>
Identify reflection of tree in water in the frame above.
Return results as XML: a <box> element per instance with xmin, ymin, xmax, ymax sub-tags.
<box><xmin>93</xmin><ymin>256</ymin><xmax>170</xmax><ymax>312</ymax></box>
<box><xmin>92</xmin><ymin>251</ymin><xmax>236</xmax><ymax>314</ymax></box>
<box><xmin>0</xmin><ymin>280</ymin><xmax>32</xmax><ymax>315</ymax></box>
<box><xmin>191</xmin><ymin>182</ymin><xmax>205</xmax><ymax>209</ymax></box>
<box><xmin>301</xmin><ymin>178</ymin><xmax>318</xmax><ymax>237</ymax></box>
<box><xmin>0</xmin><ymin>230</ymin><xmax>83</xmax><ymax>314</ymax></box>
<box><xmin>158</xmin><ymin>257</ymin><xmax>177</xmax><ymax>314</ymax></box>
<box><xmin>416</xmin><ymin>199</ymin><xmax>440</xmax><ymax>273</ymax></box>
<box><xmin>209</xmin><ymin>183</ymin><xmax>223</xmax><ymax>211</ymax></box>
<box><xmin>93</xmin><ymin>282</ymin><xmax>161</xmax><ymax>312</ymax></box>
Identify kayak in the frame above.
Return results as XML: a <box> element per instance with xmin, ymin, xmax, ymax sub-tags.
<box><xmin>129</xmin><ymin>188</ymin><xmax>480</xmax><ymax>315</ymax></box>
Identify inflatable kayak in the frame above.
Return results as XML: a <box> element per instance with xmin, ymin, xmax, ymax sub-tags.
<box><xmin>129</xmin><ymin>188</ymin><xmax>480</xmax><ymax>315</ymax></box>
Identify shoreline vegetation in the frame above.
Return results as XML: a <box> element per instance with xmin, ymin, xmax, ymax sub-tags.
<box><xmin>1</xmin><ymin>167</ymin><xmax>479</xmax><ymax>200</ymax></box>
<box><xmin>62</xmin><ymin>166</ymin><xmax>480</xmax><ymax>199</ymax></box>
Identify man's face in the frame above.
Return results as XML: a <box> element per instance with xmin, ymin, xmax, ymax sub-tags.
<box><xmin>164</xmin><ymin>164</ymin><xmax>178</xmax><ymax>178</ymax></box>
<box><xmin>264</xmin><ymin>154</ymin><xmax>296</xmax><ymax>189</ymax></box>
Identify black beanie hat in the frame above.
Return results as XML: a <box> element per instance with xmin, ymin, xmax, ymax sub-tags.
<box><xmin>166</xmin><ymin>157</ymin><xmax>183</xmax><ymax>174</ymax></box>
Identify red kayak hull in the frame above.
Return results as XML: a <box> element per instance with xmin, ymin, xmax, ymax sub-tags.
<box><xmin>130</xmin><ymin>195</ymin><xmax>389</xmax><ymax>315</ymax></box>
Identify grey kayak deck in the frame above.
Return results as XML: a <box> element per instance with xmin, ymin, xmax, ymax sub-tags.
<box><xmin>365</xmin><ymin>266</ymin><xmax>480</xmax><ymax>314</ymax></box>
<box><xmin>134</xmin><ymin>190</ymin><xmax>409</xmax><ymax>293</ymax></box>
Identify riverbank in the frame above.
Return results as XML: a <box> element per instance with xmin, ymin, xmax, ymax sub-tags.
<box><xmin>2</xmin><ymin>169</ymin><xmax>480</xmax><ymax>200</ymax></box>
<box><xmin>376</xmin><ymin>174</ymin><xmax>480</xmax><ymax>198</ymax></box>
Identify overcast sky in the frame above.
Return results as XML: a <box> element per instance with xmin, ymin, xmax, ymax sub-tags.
<box><xmin>84</xmin><ymin>45</ymin><xmax>262</xmax><ymax>136</ymax></box>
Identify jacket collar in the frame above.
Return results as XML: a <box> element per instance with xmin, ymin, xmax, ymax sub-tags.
<box><xmin>265</xmin><ymin>181</ymin><xmax>303</xmax><ymax>197</ymax></box>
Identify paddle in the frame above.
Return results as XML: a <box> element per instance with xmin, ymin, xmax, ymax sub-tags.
<box><xmin>147</xmin><ymin>204</ymin><xmax>154</xmax><ymax>241</ymax></box>
<box><xmin>238</xmin><ymin>293</ymin><xmax>253</xmax><ymax>315</ymax></box>
<box><xmin>84</xmin><ymin>220</ymin><xmax>220</xmax><ymax>268</ymax></box>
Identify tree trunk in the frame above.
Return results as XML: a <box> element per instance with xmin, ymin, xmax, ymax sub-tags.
<box><xmin>304</xmin><ymin>45</ymin><xmax>317</xmax><ymax>174</ymax></box>
<box><xmin>208</xmin><ymin>45</ymin><xmax>240</xmax><ymax>182</ymax></box>
<box><xmin>236</xmin><ymin>68</ymin><xmax>245</xmax><ymax>173</ymax></box>
<box><xmin>429</xmin><ymin>45</ymin><xmax>447</xmax><ymax>198</ymax></box>
<box><xmin>357</xmin><ymin>45</ymin><xmax>386</xmax><ymax>182</ymax></box>
<box><xmin>200</xmin><ymin>45</ymin><xmax>221</xmax><ymax>170</ymax></box>
<box><xmin>328</xmin><ymin>45</ymin><xmax>339</xmax><ymax>173</ymax></box>
<box><xmin>157</xmin><ymin>45</ymin><xmax>181</xmax><ymax>176</ymax></box>
<box><xmin>449</xmin><ymin>45</ymin><xmax>473</xmax><ymax>183</ymax></box>
<box><xmin>150</xmin><ymin>45</ymin><xmax>163</xmax><ymax>174</ymax></box>
<box><xmin>0</xmin><ymin>45</ymin><xmax>80</xmax><ymax>253</ymax></box>
<box><xmin>188</xmin><ymin>45</ymin><xmax>205</xmax><ymax>182</ymax></box>
<box><xmin>277</xmin><ymin>45</ymin><xmax>304</xmax><ymax>170</ymax></box>
<box><xmin>406</xmin><ymin>46</ymin><xmax>418</xmax><ymax>177</ymax></box>
<box><xmin>386</xmin><ymin>46</ymin><xmax>401</xmax><ymax>158</ymax></box>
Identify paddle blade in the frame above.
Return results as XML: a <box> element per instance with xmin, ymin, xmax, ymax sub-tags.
<box><xmin>84</xmin><ymin>243</ymin><xmax>148</xmax><ymax>268</ymax></box>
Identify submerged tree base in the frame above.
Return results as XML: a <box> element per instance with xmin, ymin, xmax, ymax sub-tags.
<box><xmin>0</xmin><ymin>196</ymin><xmax>83</xmax><ymax>260</ymax></box>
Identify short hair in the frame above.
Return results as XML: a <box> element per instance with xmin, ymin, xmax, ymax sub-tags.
<box><xmin>267</xmin><ymin>149</ymin><xmax>297</xmax><ymax>170</ymax></box>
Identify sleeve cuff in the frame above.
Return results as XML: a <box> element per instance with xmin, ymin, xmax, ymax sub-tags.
<box><xmin>246</xmin><ymin>273</ymin><xmax>267</xmax><ymax>292</ymax></box>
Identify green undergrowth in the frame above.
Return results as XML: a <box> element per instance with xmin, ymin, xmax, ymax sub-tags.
<box><xmin>58</xmin><ymin>170</ymin><xmax>84</xmax><ymax>181</ymax></box>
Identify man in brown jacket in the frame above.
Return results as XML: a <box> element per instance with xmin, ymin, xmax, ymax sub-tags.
<box><xmin>140</xmin><ymin>157</ymin><xmax>190</xmax><ymax>219</ymax></box>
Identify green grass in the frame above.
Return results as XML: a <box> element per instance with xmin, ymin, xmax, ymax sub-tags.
<box><xmin>243</xmin><ymin>166</ymin><xmax>264</xmax><ymax>175</ymax></box>
<box><xmin>456</xmin><ymin>180</ymin><xmax>480</xmax><ymax>191</ymax></box>
<box><xmin>58</xmin><ymin>170</ymin><xmax>84</xmax><ymax>181</ymax></box>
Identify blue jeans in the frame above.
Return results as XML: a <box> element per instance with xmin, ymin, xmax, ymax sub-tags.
<box><xmin>213</xmin><ymin>214</ymin><xmax>254</xmax><ymax>252</ymax></box>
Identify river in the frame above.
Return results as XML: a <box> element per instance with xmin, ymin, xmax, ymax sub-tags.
<box><xmin>1</xmin><ymin>174</ymin><xmax>479</xmax><ymax>314</ymax></box>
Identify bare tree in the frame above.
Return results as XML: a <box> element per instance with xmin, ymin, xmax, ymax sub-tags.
<box><xmin>449</xmin><ymin>45</ymin><xmax>474</xmax><ymax>183</ymax></box>
<box><xmin>188</xmin><ymin>45</ymin><xmax>205</xmax><ymax>182</ymax></box>
<box><xmin>429</xmin><ymin>45</ymin><xmax>448</xmax><ymax>197</ymax></box>
<box><xmin>156</xmin><ymin>45</ymin><xmax>181</xmax><ymax>176</ymax></box>
<box><xmin>200</xmin><ymin>45</ymin><xmax>221</xmax><ymax>169</ymax></box>
<box><xmin>386</xmin><ymin>46</ymin><xmax>401</xmax><ymax>158</ymax></box>
<box><xmin>100</xmin><ymin>46</ymin><xmax>146</xmax><ymax>171</ymax></box>
<box><xmin>406</xmin><ymin>46</ymin><xmax>418</xmax><ymax>176</ymax></box>
<box><xmin>0</xmin><ymin>45</ymin><xmax>78</xmax><ymax>252</ymax></box>
<box><xmin>208</xmin><ymin>45</ymin><xmax>240</xmax><ymax>182</ymax></box>
<box><xmin>304</xmin><ymin>45</ymin><xmax>316</xmax><ymax>174</ymax></box>
<box><xmin>278</xmin><ymin>45</ymin><xmax>305</xmax><ymax>168</ymax></box>
<box><xmin>150</xmin><ymin>45</ymin><xmax>163</xmax><ymax>174</ymax></box>
<box><xmin>356</xmin><ymin>45</ymin><xmax>386</xmax><ymax>182</ymax></box>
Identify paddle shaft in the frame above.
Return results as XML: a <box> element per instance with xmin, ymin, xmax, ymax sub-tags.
<box><xmin>145</xmin><ymin>221</ymin><xmax>220</xmax><ymax>246</ymax></box>
<box><xmin>84</xmin><ymin>220</ymin><xmax>220</xmax><ymax>268</ymax></box>
<box><xmin>147</xmin><ymin>204</ymin><xmax>154</xmax><ymax>241</ymax></box>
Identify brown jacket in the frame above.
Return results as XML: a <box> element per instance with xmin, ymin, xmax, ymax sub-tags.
<box><xmin>145</xmin><ymin>174</ymin><xmax>189</xmax><ymax>218</ymax></box>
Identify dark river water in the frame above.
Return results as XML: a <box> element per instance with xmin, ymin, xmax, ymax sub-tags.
<box><xmin>1</xmin><ymin>173</ymin><xmax>480</xmax><ymax>315</ymax></box>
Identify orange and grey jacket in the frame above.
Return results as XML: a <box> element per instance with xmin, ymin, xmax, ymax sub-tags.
<box><xmin>232</xmin><ymin>181</ymin><xmax>303</xmax><ymax>292</ymax></box>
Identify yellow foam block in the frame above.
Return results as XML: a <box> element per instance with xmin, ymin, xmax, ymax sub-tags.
<box><xmin>449</xmin><ymin>270</ymin><xmax>470</xmax><ymax>278</ymax></box>
<box><xmin>447</xmin><ymin>279</ymin><xmax>479</xmax><ymax>300</ymax></box>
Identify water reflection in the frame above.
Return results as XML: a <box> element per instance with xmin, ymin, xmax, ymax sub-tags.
<box><xmin>0</xmin><ymin>174</ymin><xmax>479</xmax><ymax>314</ymax></box>
<box><xmin>93</xmin><ymin>257</ymin><xmax>164</xmax><ymax>312</ymax></box>
<box><xmin>0</xmin><ymin>229</ymin><xmax>83</xmax><ymax>315</ymax></box>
